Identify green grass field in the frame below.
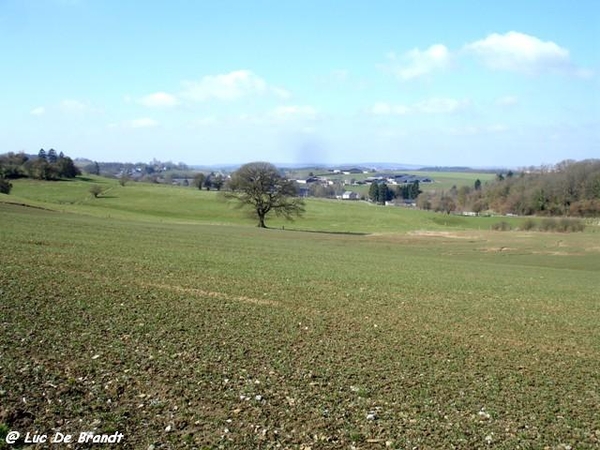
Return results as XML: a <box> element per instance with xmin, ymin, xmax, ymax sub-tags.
<box><xmin>1</xmin><ymin>178</ymin><xmax>599</xmax><ymax>449</ymax></box>
<box><xmin>405</xmin><ymin>171</ymin><xmax>497</xmax><ymax>192</ymax></box>
<box><xmin>6</xmin><ymin>176</ymin><xmax>522</xmax><ymax>232</ymax></box>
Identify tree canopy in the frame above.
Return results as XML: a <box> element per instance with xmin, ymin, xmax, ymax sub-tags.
<box><xmin>0</xmin><ymin>150</ymin><xmax>80</xmax><ymax>181</ymax></box>
<box><xmin>224</xmin><ymin>162</ymin><xmax>305</xmax><ymax>228</ymax></box>
<box><xmin>416</xmin><ymin>159</ymin><xmax>600</xmax><ymax>217</ymax></box>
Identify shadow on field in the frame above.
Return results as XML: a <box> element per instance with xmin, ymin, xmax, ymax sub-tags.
<box><xmin>0</xmin><ymin>201</ymin><xmax>55</xmax><ymax>211</ymax></box>
<box><xmin>282</xmin><ymin>227</ymin><xmax>368</xmax><ymax>236</ymax></box>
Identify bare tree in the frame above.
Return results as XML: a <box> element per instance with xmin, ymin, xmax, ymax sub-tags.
<box><xmin>223</xmin><ymin>162</ymin><xmax>305</xmax><ymax>228</ymax></box>
<box><xmin>193</xmin><ymin>172</ymin><xmax>206</xmax><ymax>190</ymax></box>
<box><xmin>89</xmin><ymin>185</ymin><xmax>103</xmax><ymax>198</ymax></box>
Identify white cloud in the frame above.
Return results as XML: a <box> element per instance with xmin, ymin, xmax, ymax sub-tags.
<box><xmin>181</xmin><ymin>70</ymin><xmax>287</xmax><ymax>101</ymax></box>
<box><xmin>369</xmin><ymin>98</ymin><xmax>468</xmax><ymax>115</ymax></box>
<box><xmin>127</xmin><ymin>118</ymin><xmax>159</xmax><ymax>128</ymax></box>
<box><xmin>381</xmin><ymin>32</ymin><xmax>591</xmax><ymax>83</ymax></box>
<box><xmin>386</xmin><ymin>44</ymin><xmax>450</xmax><ymax>80</ymax></box>
<box><xmin>138</xmin><ymin>92</ymin><xmax>179</xmax><ymax>107</ymax></box>
<box><xmin>30</xmin><ymin>106</ymin><xmax>45</xmax><ymax>116</ymax></box>
<box><xmin>465</xmin><ymin>31</ymin><xmax>575</xmax><ymax>75</ymax></box>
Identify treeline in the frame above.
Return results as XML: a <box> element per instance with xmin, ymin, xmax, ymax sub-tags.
<box><xmin>82</xmin><ymin>159</ymin><xmax>191</xmax><ymax>179</ymax></box>
<box><xmin>418</xmin><ymin>159</ymin><xmax>600</xmax><ymax>217</ymax></box>
<box><xmin>191</xmin><ymin>172</ymin><xmax>225</xmax><ymax>191</ymax></box>
<box><xmin>369</xmin><ymin>181</ymin><xmax>421</xmax><ymax>204</ymax></box>
<box><xmin>0</xmin><ymin>150</ymin><xmax>80</xmax><ymax>193</ymax></box>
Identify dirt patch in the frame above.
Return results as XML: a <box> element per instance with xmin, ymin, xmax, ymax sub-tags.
<box><xmin>148</xmin><ymin>283</ymin><xmax>280</xmax><ymax>307</ymax></box>
<box><xmin>480</xmin><ymin>247</ymin><xmax>515</xmax><ymax>253</ymax></box>
<box><xmin>409</xmin><ymin>230</ymin><xmax>479</xmax><ymax>239</ymax></box>
<box><xmin>531</xmin><ymin>251</ymin><xmax>573</xmax><ymax>256</ymax></box>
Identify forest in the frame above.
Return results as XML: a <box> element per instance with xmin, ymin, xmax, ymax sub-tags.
<box><xmin>0</xmin><ymin>150</ymin><xmax>80</xmax><ymax>190</ymax></box>
<box><xmin>417</xmin><ymin>159</ymin><xmax>600</xmax><ymax>217</ymax></box>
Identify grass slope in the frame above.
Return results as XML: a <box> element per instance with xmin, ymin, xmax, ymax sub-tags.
<box><xmin>405</xmin><ymin>171</ymin><xmax>496</xmax><ymax>192</ymax></box>
<box><xmin>0</xmin><ymin>180</ymin><xmax>599</xmax><ymax>449</ymax></box>
<box><xmin>7</xmin><ymin>177</ymin><xmax>531</xmax><ymax>233</ymax></box>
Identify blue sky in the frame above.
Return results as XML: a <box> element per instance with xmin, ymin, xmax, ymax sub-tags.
<box><xmin>1</xmin><ymin>0</ymin><xmax>598</xmax><ymax>167</ymax></box>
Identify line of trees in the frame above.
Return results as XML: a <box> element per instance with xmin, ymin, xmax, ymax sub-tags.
<box><xmin>0</xmin><ymin>149</ymin><xmax>80</xmax><ymax>184</ymax></box>
<box><xmin>83</xmin><ymin>159</ymin><xmax>191</xmax><ymax>179</ymax></box>
<box><xmin>369</xmin><ymin>181</ymin><xmax>421</xmax><ymax>205</ymax></box>
<box><xmin>192</xmin><ymin>172</ymin><xmax>225</xmax><ymax>191</ymax></box>
<box><xmin>417</xmin><ymin>159</ymin><xmax>600</xmax><ymax>217</ymax></box>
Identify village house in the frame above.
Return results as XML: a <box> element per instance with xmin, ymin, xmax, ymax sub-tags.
<box><xmin>342</xmin><ymin>191</ymin><xmax>360</xmax><ymax>200</ymax></box>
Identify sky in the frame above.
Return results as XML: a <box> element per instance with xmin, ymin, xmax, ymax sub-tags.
<box><xmin>1</xmin><ymin>0</ymin><xmax>599</xmax><ymax>167</ymax></box>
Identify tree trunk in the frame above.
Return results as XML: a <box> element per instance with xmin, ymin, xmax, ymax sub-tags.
<box><xmin>257</xmin><ymin>214</ymin><xmax>266</xmax><ymax>228</ymax></box>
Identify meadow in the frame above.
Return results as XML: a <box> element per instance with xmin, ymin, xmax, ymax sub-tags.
<box><xmin>1</xmin><ymin>177</ymin><xmax>599</xmax><ymax>449</ymax></box>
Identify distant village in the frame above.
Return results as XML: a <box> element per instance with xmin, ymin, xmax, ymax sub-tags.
<box><xmin>292</xmin><ymin>168</ymin><xmax>433</xmax><ymax>201</ymax></box>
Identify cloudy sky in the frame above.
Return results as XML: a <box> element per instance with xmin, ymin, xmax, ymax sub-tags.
<box><xmin>1</xmin><ymin>0</ymin><xmax>598</xmax><ymax>167</ymax></box>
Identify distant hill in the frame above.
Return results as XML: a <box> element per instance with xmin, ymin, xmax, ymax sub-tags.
<box><xmin>70</xmin><ymin>157</ymin><xmax>507</xmax><ymax>173</ymax></box>
<box><xmin>419</xmin><ymin>166</ymin><xmax>506</xmax><ymax>173</ymax></box>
